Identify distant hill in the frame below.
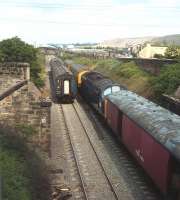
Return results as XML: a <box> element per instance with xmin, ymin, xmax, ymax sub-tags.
<box><xmin>151</xmin><ymin>34</ymin><xmax>180</xmax><ymax>46</ymax></box>
<box><xmin>99</xmin><ymin>34</ymin><xmax>180</xmax><ymax>48</ymax></box>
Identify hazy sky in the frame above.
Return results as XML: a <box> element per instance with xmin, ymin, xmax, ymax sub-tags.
<box><xmin>0</xmin><ymin>0</ymin><xmax>180</xmax><ymax>45</ymax></box>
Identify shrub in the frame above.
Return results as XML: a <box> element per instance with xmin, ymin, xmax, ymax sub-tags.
<box><xmin>15</xmin><ymin>124</ymin><xmax>37</xmax><ymax>138</ymax></box>
<box><xmin>0</xmin><ymin>131</ymin><xmax>50</xmax><ymax>200</ymax></box>
<box><xmin>165</xmin><ymin>46</ymin><xmax>180</xmax><ymax>59</ymax></box>
<box><xmin>152</xmin><ymin>63</ymin><xmax>180</xmax><ymax>98</ymax></box>
<box><xmin>0</xmin><ymin>37</ymin><xmax>45</xmax><ymax>88</ymax></box>
<box><xmin>0</xmin><ymin>133</ymin><xmax>32</xmax><ymax>200</ymax></box>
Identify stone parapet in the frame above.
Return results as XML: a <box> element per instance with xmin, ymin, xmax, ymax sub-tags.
<box><xmin>0</xmin><ymin>62</ymin><xmax>30</xmax><ymax>80</ymax></box>
<box><xmin>0</xmin><ymin>81</ymin><xmax>51</xmax><ymax>150</ymax></box>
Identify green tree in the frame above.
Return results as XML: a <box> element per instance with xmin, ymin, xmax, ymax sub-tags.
<box><xmin>152</xmin><ymin>63</ymin><xmax>180</xmax><ymax>98</ymax></box>
<box><xmin>0</xmin><ymin>37</ymin><xmax>44</xmax><ymax>87</ymax></box>
<box><xmin>164</xmin><ymin>46</ymin><xmax>180</xmax><ymax>59</ymax></box>
<box><xmin>0</xmin><ymin>37</ymin><xmax>37</xmax><ymax>62</ymax></box>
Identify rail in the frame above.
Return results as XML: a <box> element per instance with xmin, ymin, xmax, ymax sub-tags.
<box><xmin>60</xmin><ymin>104</ymin><xmax>89</xmax><ymax>200</ymax></box>
<box><xmin>72</xmin><ymin>102</ymin><xmax>119</xmax><ymax>200</ymax></box>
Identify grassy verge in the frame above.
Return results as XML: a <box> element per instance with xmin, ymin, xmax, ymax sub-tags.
<box><xmin>61</xmin><ymin>52</ymin><xmax>75</xmax><ymax>60</ymax></box>
<box><xmin>0</xmin><ymin>129</ymin><xmax>50</xmax><ymax>200</ymax></box>
<box><xmin>65</xmin><ymin>55</ymin><xmax>154</xmax><ymax>98</ymax></box>
<box><xmin>95</xmin><ymin>60</ymin><xmax>154</xmax><ymax>98</ymax></box>
<box><xmin>31</xmin><ymin>51</ymin><xmax>46</xmax><ymax>88</ymax></box>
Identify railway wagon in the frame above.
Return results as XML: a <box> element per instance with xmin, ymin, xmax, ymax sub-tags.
<box><xmin>104</xmin><ymin>90</ymin><xmax>180</xmax><ymax>199</ymax></box>
<box><xmin>64</xmin><ymin>61</ymin><xmax>89</xmax><ymax>87</ymax></box>
<box><xmin>50</xmin><ymin>58</ymin><xmax>77</xmax><ymax>102</ymax></box>
<box><xmin>80</xmin><ymin>71</ymin><xmax>126</xmax><ymax>113</ymax></box>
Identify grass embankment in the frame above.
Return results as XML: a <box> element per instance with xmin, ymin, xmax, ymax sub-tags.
<box><xmin>31</xmin><ymin>51</ymin><xmax>46</xmax><ymax>88</ymax></box>
<box><xmin>65</xmin><ymin>54</ymin><xmax>180</xmax><ymax>102</ymax></box>
<box><xmin>0</xmin><ymin>129</ymin><xmax>50</xmax><ymax>200</ymax></box>
<box><xmin>94</xmin><ymin>60</ymin><xmax>154</xmax><ymax>98</ymax></box>
<box><xmin>67</xmin><ymin>55</ymin><xmax>154</xmax><ymax>98</ymax></box>
<box><xmin>61</xmin><ymin>53</ymin><xmax>96</xmax><ymax>66</ymax></box>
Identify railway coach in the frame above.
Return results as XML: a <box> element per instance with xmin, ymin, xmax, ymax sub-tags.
<box><xmin>50</xmin><ymin>58</ymin><xmax>77</xmax><ymax>102</ymax></box>
<box><xmin>104</xmin><ymin>90</ymin><xmax>180</xmax><ymax>199</ymax></box>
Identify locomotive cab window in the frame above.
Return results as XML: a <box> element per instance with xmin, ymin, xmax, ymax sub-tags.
<box><xmin>112</xmin><ymin>86</ymin><xmax>120</xmax><ymax>93</ymax></box>
<box><xmin>103</xmin><ymin>87</ymin><xmax>111</xmax><ymax>96</ymax></box>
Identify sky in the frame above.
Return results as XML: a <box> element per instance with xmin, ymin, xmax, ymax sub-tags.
<box><xmin>0</xmin><ymin>0</ymin><xmax>180</xmax><ymax>45</ymax></box>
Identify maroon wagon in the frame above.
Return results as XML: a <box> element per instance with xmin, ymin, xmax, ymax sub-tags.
<box><xmin>104</xmin><ymin>90</ymin><xmax>180</xmax><ymax>196</ymax></box>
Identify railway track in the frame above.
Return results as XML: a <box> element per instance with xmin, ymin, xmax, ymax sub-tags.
<box><xmin>72</xmin><ymin>102</ymin><xmax>120</xmax><ymax>199</ymax></box>
<box><xmin>57</xmin><ymin>104</ymin><xmax>85</xmax><ymax>199</ymax></box>
<box><xmin>54</xmin><ymin>98</ymin><xmax>162</xmax><ymax>200</ymax></box>
<box><xmin>60</xmin><ymin>102</ymin><xmax>119</xmax><ymax>200</ymax></box>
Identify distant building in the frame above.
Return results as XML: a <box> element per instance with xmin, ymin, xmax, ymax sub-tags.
<box><xmin>38</xmin><ymin>45</ymin><xmax>58</xmax><ymax>55</ymax></box>
<box><xmin>138</xmin><ymin>43</ymin><xmax>167</xmax><ymax>58</ymax></box>
<box><xmin>66</xmin><ymin>44</ymin><xmax>75</xmax><ymax>49</ymax></box>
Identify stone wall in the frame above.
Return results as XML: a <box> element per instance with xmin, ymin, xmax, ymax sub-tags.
<box><xmin>0</xmin><ymin>81</ymin><xmax>51</xmax><ymax>149</ymax></box>
<box><xmin>0</xmin><ymin>62</ymin><xmax>30</xmax><ymax>80</ymax></box>
<box><xmin>0</xmin><ymin>62</ymin><xmax>30</xmax><ymax>94</ymax></box>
